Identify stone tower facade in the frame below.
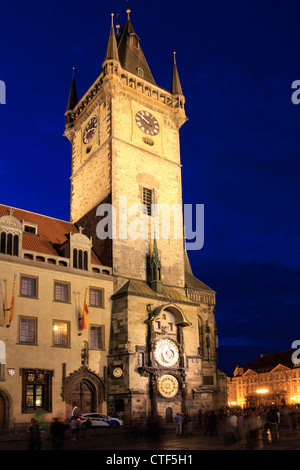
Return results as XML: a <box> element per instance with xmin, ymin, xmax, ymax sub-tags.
<box><xmin>64</xmin><ymin>10</ymin><xmax>226</xmax><ymax>424</ymax></box>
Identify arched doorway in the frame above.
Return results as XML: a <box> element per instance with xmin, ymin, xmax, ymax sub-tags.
<box><xmin>71</xmin><ymin>380</ymin><xmax>95</xmax><ymax>414</ymax></box>
<box><xmin>166</xmin><ymin>407</ymin><xmax>173</xmax><ymax>423</ymax></box>
<box><xmin>0</xmin><ymin>393</ymin><xmax>5</xmax><ymax>427</ymax></box>
<box><xmin>63</xmin><ymin>367</ymin><xmax>105</xmax><ymax>416</ymax></box>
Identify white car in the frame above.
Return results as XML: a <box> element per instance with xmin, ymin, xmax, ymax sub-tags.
<box><xmin>78</xmin><ymin>413</ymin><xmax>123</xmax><ymax>428</ymax></box>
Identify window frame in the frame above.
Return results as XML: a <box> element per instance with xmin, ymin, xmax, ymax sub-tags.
<box><xmin>18</xmin><ymin>316</ymin><xmax>37</xmax><ymax>345</ymax></box>
<box><xmin>20</xmin><ymin>274</ymin><xmax>38</xmax><ymax>299</ymax></box>
<box><xmin>52</xmin><ymin>320</ymin><xmax>70</xmax><ymax>348</ymax></box>
<box><xmin>89</xmin><ymin>324</ymin><xmax>105</xmax><ymax>350</ymax></box>
<box><xmin>53</xmin><ymin>280</ymin><xmax>70</xmax><ymax>303</ymax></box>
<box><xmin>89</xmin><ymin>287</ymin><xmax>104</xmax><ymax>309</ymax></box>
<box><xmin>21</xmin><ymin>368</ymin><xmax>53</xmax><ymax>413</ymax></box>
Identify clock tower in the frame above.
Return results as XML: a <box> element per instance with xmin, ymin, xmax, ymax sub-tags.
<box><xmin>64</xmin><ymin>10</ymin><xmax>225</xmax><ymax>424</ymax></box>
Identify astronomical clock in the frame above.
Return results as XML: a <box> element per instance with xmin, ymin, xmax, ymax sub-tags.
<box><xmin>140</xmin><ymin>308</ymin><xmax>186</xmax><ymax>413</ymax></box>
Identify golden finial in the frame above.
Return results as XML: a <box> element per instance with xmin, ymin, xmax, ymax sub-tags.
<box><xmin>173</xmin><ymin>51</ymin><xmax>176</xmax><ymax>64</ymax></box>
<box><xmin>111</xmin><ymin>12</ymin><xmax>114</xmax><ymax>26</ymax></box>
<box><xmin>126</xmin><ymin>8</ymin><xmax>131</xmax><ymax>20</ymax></box>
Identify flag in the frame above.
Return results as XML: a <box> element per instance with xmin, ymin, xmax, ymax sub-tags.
<box><xmin>81</xmin><ymin>290</ymin><xmax>89</xmax><ymax>330</ymax></box>
<box><xmin>0</xmin><ymin>279</ymin><xmax>6</xmax><ymax>327</ymax></box>
<box><xmin>77</xmin><ymin>292</ymin><xmax>83</xmax><ymax>335</ymax></box>
<box><xmin>8</xmin><ymin>274</ymin><xmax>17</xmax><ymax>327</ymax></box>
<box><xmin>2</xmin><ymin>279</ymin><xmax>8</xmax><ymax>327</ymax></box>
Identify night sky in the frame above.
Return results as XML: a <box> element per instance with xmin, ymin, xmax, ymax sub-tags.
<box><xmin>1</xmin><ymin>0</ymin><xmax>300</xmax><ymax>376</ymax></box>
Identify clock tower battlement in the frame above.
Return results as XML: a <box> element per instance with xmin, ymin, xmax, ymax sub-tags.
<box><xmin>64</xmin><ymin>10</ymin><xmax>188</xmax><ymax>287</ymax></box>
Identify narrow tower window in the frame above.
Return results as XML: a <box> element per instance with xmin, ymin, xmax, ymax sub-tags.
<box><xmin>143</xmin><ymin>188</ymin><xmax>152</xmax><ymax>216</ymax></box>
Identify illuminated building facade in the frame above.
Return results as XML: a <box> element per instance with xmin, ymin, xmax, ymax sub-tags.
<box><xmin>0</xmin><ymin>10</ymin><xmax>227</xmax><ymax>428</ymax></box>
<box><xmin>227</xmin><ymin>349</ymin><xmax>300</xmax><ymax>408</ymax></box>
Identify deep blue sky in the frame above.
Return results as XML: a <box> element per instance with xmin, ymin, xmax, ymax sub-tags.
<box><xmin>1</xmin><ymin>0</ymin><xmax>300</xmax><ymax>375</ymax></box>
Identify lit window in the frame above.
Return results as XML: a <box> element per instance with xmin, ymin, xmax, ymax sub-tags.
<box><xmin>53</xmin><ymin>320</ymin><xmax>69</xmax><ymax>347</ymax></box>
<box><xmin>22</xmin><ymin>369</ymin><xmax>52</xmax><ymax>412</ymax></box>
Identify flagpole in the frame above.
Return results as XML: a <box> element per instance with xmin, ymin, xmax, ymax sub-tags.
<box><xmin>3</xmin><ymin>279</ymin><xmax>8</xmax><ymax>327</ymax></box>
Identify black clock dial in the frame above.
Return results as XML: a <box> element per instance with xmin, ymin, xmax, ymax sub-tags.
<box><xmin>135</xmin><ymin>110</ymin><xmax>159</xmax><ymax>136</ymax></box>
<box><xmin>83</xmin><ymin>116</ymin><xmax>97</xmax><ymax>144</ymax></box>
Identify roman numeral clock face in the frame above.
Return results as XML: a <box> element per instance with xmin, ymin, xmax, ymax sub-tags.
<box><xmin>135</xmin><ymin>110</ymin><xmax>159</xmax><ymax>136</ymax></box>
<box><xmin>83</xmin><ymin>116</ymin><xmax>97</xmax><ymax>144</ymax></box>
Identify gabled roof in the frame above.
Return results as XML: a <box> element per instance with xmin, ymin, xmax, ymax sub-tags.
<box><xmin>116</xmin><ymin>14</ymin><xmax>156</xmax><ymax>85</ymax></box>
<box><xmin>0</xmin><ymin>204</ymin><xmax>102</xmax><ymax>265</ymax></box>
<box><xmin>112</xmin><ymin>278</ymin><xmax>193</xmax><ymax>304</ymax></box>
<box><xmin>185</xmin><ymin>270</ymin><xmax>216</xmax><ymax>293</ymax></box>
<box><xmin>244</xmin><ymin>349</ymin><xmax>295</xmax><ymax>373</ymax></box>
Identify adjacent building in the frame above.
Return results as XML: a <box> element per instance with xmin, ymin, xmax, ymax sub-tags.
<box><xmin>0</xmin><ymin>9</ymin><xmax>227</xmax><ymax>429</ymax></box>
<box><xmin>227</xmin><ymin>349</ymin><xmax>300</xmax><ymax>408</ymax></box>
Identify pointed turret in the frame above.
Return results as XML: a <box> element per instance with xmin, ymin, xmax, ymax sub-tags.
<box><xmin>148</xmin><ymin>236</ymin><xmax>162</xmax><ymax>294</ymax></box>
<box><xmin>104</xmin><ymin>13</ymin><xmax>119</xmax><ymax>62</ymax></box>
<box><xmin>66</xmin><ymin>67</ymin><xmax>78</xmax><ymax>112</ymax></box>
<box><xmin>116</xmin><ymin>9</ymin><xmax>156</xmax><ymax>84</ymax></box>
<box><xmin>171</xmin><ymin>52</ymin><xmax>183</xmax><ymax>95</ymax></box>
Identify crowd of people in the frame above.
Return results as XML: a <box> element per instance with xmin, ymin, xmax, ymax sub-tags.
<box><xmin>193</xmin><ymin>404</ymin><xmax>300</xmax><ymax>446</ymax></box>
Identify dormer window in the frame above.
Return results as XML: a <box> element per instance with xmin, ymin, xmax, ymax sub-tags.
<box><xmin>137</xmin><ymin>67</ymin><xmax>144</xmax><ymax>78</ymax></box>
<box><xmin>23</xmin><ymin>221</ymin><xmax>38</xmax><ymax>235</ymax></box>
<box><xmin>0</xmin><ymin>232</ymin><xmax>19</xmax><ymax>256</ymax></box>
<box><xmin>69</xmin><ymin>230</ymin><xmax>92</xmax><ymax>271</ymax></box>
<box><xmin>130</xmin><ymin>33</ymin><xmax>139</xmax><ymax>49</ymax></box>
<box><xmin>0</xmin><ymin>212</ymin><xmax>22</xmax><ymax>257</ymax></box>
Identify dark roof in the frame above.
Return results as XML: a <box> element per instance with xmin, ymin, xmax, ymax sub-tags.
<box><xmin>185</xmin><ymin>270</ymin><xmax>216</xmax><ymax>293</ymax></box>
<box><xmin>116</xmin><ymin>18</ymin><xmax>155</xmax><ymax>84</ymax></box>
<box><xmin>171</xmin><ymin>54</ymin><xmax>183</xmax><ymax>95</ymax></box>
<box><xmin>104</xmin><ymin>20</ymin><xmax>119</xmax><ymax>62</ymax></box>
<box><xmin>0</xmin><ymin>204</ymin><xmax>102</xmax><ymax>265</ymax></box>
<box><xmin>245</xmin><ymin>350</ymin><xmax>296</xmax><ymax>373</ymax></box>
<box><xmin>112</xmin><ymin>278</ymin><xmax>193</xmax><ymax>304</ymax></box>
<box><xmin>66</xmin><ymin>68</ymin><xmax>78</xmax><ymax>111</ymax></box>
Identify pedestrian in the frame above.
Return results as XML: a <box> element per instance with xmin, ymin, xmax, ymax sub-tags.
<box><xmin>208</xmin><ymin>410</ymin><xmax>218</xmax><ymax>436</ymax></box>
<box><xmin>50</xmin><ymin>417</ymin><xmax>66</xmax><ymax>450</ymax></box>
<box><xmin>85</xmin><ymin>417</ymin><xmax>92</xmax><ymax>440</ymax></box>
<box><xmin>69</xmin><ymin>415</ymin><xmax>81</xmax><ymax>440</ymax></box>
<box><xmin>197</xmin><ymin>409</ymin><xmax>203</xmax><ymax>431</ymax></box>
<box><xmin>175</xmin><ymin>412</ymin><xmax>182</xmax><ymax>436</ymax></box>
<box><xmin>27</xmin><ymin>418</ymin><xmax>41</xmax><ymax>450</ymax></box>
<box><xmin>181</xmin><ymin>414</ymin><xmax>187</xmax><ymax>434</ymax></box>
<box><xmin>186</xmin><ymin>414</ymin><xmax>192</xmax><ymax>434</ymax></box>
<box><xmin>266</xmin><ymin>406</ymin><xmax>279</xmax><ymax>443</ymax></box>
<box><xmin>203</xmin><ymin>411</ymin><xmax>210</xmax><ymax>435</ymax></box>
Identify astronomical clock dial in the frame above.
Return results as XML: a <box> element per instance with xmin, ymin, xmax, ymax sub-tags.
<box><xmin>135</xmin><ymin>110</ymin><xmax>159</xmax><ymax>136</ymax></box>
<box><xmin>154</xmin><ymin>339</ymin><xmax>179</xmax><ymax>367</ymax></box>
<box><xmin>112</xmin><ymin>367</ymin><xmax>123</xmax><ymax>378</ymax></box>
<box><xmin>83</xmin><ymin>116</ymin><xmax>97</xmax><ymax>144</ymax></box>
<box><xmin>158</xmin><ymin>375</ymin><xmax>179</xmax><ymax>398</ymax></box>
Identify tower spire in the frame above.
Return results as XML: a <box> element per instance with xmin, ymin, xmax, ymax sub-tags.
<box><xmin>66</xmin><ymin>66</ymin><xmax>78</xmax><ymax>112</ymax></box>
<box><xmin>171</xmin><ymin>51</ymin><xmax>183</xmax><ymax>95</ymax></box>
<box><xmin>103</xmin><ymin>13</ymin><xmax>119</xmax><ymax>62</ymax></box>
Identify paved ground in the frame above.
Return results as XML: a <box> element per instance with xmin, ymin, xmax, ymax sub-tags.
<box><xmin>1</xmin><ymin>422</ymin><xmax>300</xmax><ymax>452</ymax></box>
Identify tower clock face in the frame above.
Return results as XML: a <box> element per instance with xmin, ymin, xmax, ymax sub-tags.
<box><xmin>158</xmin><ymin>375</ymin><xmax>179</xmax><ymax>398</ymax></box>
<box><xmin>135</xmin><ymin>110</ymin><xmax>159</xmax><ymax>136</ymax></box>
<box><xmin>154</xmin><ymin>339</ymin><xmax>179</xmax><ymax>367</ymax></box>
<box><xmin>83</xmin><ymin>116</ymin><xmax>97</xmax><ymax>144</ymax></box>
